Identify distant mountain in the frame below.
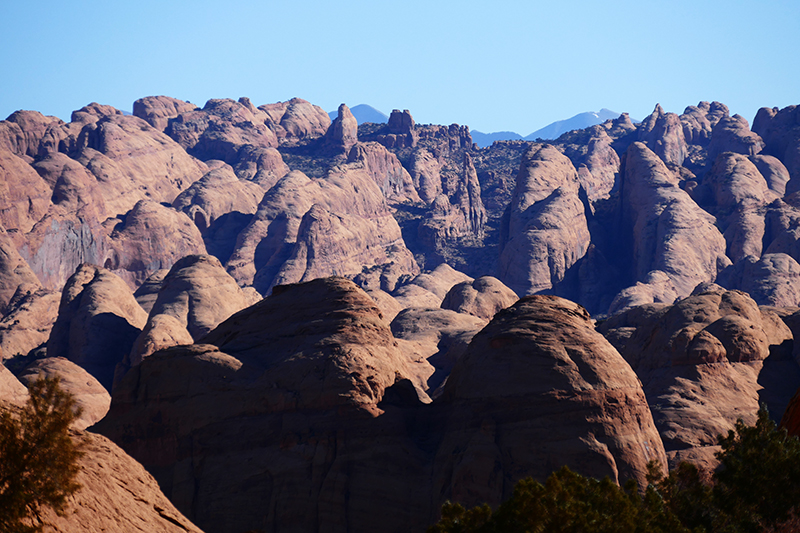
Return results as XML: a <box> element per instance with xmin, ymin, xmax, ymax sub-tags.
<box><xmin>470</xmin><ymin>130</ymin><xmax>524</xmax><ymax>148</ymax></box>
<box><xmin>470</xmin><ymin>109</ymin><xmax>625</xmax><ymax>148</ymax></box>
<box><xmin>525</xmin><ymin>109</ymin><xmax>621</xmax><ymax>141</ymax></box>
<box><xmin>328</xmin><ymin>104</ymin><xmax>388</xmax><ymax>125</ymax></box>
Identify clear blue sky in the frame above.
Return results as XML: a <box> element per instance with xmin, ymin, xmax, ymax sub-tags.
<box><xmin>1</xmin><ymin>0</ymin><xmax>798</xmax><ymax>135</ymax></box>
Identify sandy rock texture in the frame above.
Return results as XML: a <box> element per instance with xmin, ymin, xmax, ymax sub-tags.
<box><xmin>0</xmin><ymin>360</ymin><xmax>204</xmax><ymax>533</ymax></box>
<box><xmin>600</xmin><ymin>287</ymin><xmax>799</xmax><ymax>468</ymax></box>
<box><xmin>437</xmin><ymin>294</ymin><xmax>666</xmax><ymax>507</ymax></box>
<box><xmin>97</xmin><ymin>279</ymin><xmax>664</xmax><ymax>533</ymax></box>
<box><xmin>46</xmin><ymin>264</ymin><xmax>147</xmax><ymax>390</ymax></box>
<box><xmin>96</xmin><ymin>277</ymin><xmax>433</xmax><ymax>532</ymax></box>
<box><xmin>225</xmin><ymin>159</ymin><xmax>418</xmax><ymax>294</ymax></box>
<box><xmin>440</xmin><ymin>276</ymin><xmax>518</xmax><ymax>320</ymax></box>
<box><xmin>16</xmin><ymin>357</ymin><xmax>110</xmax><ymax>430</ymax></box>
<box><xmin>38</xmin><ymin>431</ymin><xmax>205</xmax><ymax>533</ymax></box>
<box><xmin>0</xmin><ymin>286</ymin><xmax>60</xmax><ymax>359</ymax></box>
<box><xmin>499</xmin><ymin>144</ymin><xmax>590</xmax><ymax>295</ymax></box>
<box><xmin>616</xmin><ymin>142</ymin><xmax>729</xmax><ymax>309</ymax></box>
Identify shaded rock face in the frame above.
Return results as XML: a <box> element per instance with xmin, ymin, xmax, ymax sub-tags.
<box><xmin>753</xmin><ymin>105</ymin><xmax>800</xmax><ymax>190</ymax></box>
<box><xmin>96</xmin><ymin>278</ymin><xmax>435</xmax><ymax>532</ymax></box>
<box><xmin>707</xmin><ymin>114</ymin><xmax>764</xmax><ymax>161</ymax></box>
<box><xmin>718</xmin><ymin>253</ymin><xmax>800</xmax><ymax>307</ymax></box>
<box><xmin>437</xmin><ymin>295</ymin><xmax>666</xmax><ymax>506</ymax></box>
<box><xmin>0</xmin><ymin>225</ymin><xmax>43</xmax><ymax>313</ymax></box>
<box><xmin>46</xmin><ymin>263</ymin><xmax>147</xmax><ymax>390</ymax></box>
<box><xmin>97</xmin><ymin>279</ymin><xmax>663</xmax><ymax>533</ymax></box>
<box><xmin>418</xmin><ymin>152</ymin><xmax>487</xmax><ymax>251</ymax></box>
<box><xmin>347</xmin><ymin>141</ymin><xmax>420</xmax><ymax>204</ymax></box>
<box><xmin>695</xmin><ymin>152</ymin><xmax>776</xmax><ymax>263</ymax></box>
<box><xmin>499</xmin><ymin>144</ymin><xmax>590</xmax><ymax>295</ymax></box>
<box><xmin>600</xmin><ymin>288</ymin><xmax>799</xmax><ymax>468</ymax></box>
<box><xmin>125</xmin><ymin>254</ymin><xmax>257</xmax><ymax>371</ymax></box>
<box><xmin>172</xmin><ymin>164</ymin><xmax>264</xmax><ymax>236</ymax></box>
<box><xmin>560</xmin><ymin>125</ymin><xmax>621</xmax><ymax>205</ymax></box>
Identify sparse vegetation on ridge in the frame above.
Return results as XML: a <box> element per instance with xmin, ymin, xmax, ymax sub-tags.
<box><xmin>429</xmin><ymin>406</ymin><xmax>800</xmax><ymax>533</ymax></box>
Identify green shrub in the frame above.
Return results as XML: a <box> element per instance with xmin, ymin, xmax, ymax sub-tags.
<box><xmin>428</xmin><ymin>466</ymin><xmax>689</xmax><ymax>533</ymax></box>
<box><xmin>0</xmin><ymin>375</ymin><xmax>83</xmax><ymax>533</ymax></box>
<box><xmin>431</xmin><ymin>406</ymin><xmax>800</xmax><ymax>533</ymax></box>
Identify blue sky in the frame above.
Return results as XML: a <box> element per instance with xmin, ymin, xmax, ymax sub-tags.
<box><xmin>1</xmin><ymin>0</ymin><xmax>798</xmax><ymax>135</ymax></box>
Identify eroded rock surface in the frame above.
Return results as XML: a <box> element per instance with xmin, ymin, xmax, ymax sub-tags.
<box><xmin>600</xmin><ymin>288</ymin><xmax>799</xmax><ymax>468</ymax></box>
<box><xmin>499</xmin><ymin>144</ymin><xmax>590</xmax><ymax>295</ymax></box>
<box><xmin>47</xmin><ymin>264</ymin><xmax>147</xmax><ymax>389</ymax></box>
<box><xmin>437</xmin><ymin>294</ymin><xmax>666</xmax><ymax>507</ymax></box>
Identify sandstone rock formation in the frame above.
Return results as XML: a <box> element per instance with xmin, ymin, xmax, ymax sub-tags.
<box><xmin>166</xmin><ymin>97</ymin><xmax>279</xmax><ymax>163</ymax></box>
<box><xmin>499</xmin><ymin>144</ymin><xmax>590</xmax><ymax>295</ymax></box>
<box><xmin>390</xmin><ymin>306</ymin><xmax>486</xmax><ymax>392</ymax></box>
<box><xmin>560</xmin><ymin>125</ymin><xmax>621</xmax><ymax>205</ymax></box>
<box><xmin>638</xmin><ymin>104</ymin><xmax>687</xmax><ymax>167</ymax></box>
<box><xmin>346</xmin><ymin>142</ymin><xmax>420</xmax><ymax>204</ymax></box>
<box><xmin>259</xmin><ymin>97</ymin><xmax>331</xmax><ymax>143</ymax></box>
<box><xmin>707</xmin><ymin>114</ymin><xmax>764</xmax><ymax>161</ymax></box>
<box><xmin>680</xmin><ymin>101</ymin><xmax>729</xmax><ymax>146</ymax></box>
<box><xmin>753</xmin><ymin>105</ymin><xmax>800</xmax><ymax>191</ymax></box>
<box><xmin>65</xmin><ymin>108</ymin><xmax>208</xmax><ymax>216</ymax></box>
<box><xmin>0</xmin><ymin>360</ymin><xmax>204</xmax><ymax>533</ymax></box>
<box><xmin>47</xmin><ymin>264</ymin><xmax>147</xmax><ymax>389</ymax></box>
<box><xmin>391</xmin><ymin>263</ymin><xmax>473</xmax><ymax>309</ymax></box>
<box><xmin>0</xmin><ymin>109</ymin><xmax>65</xmax><ymax>159</ymax></box>
<box><xmin>172</xmin><ymin>164</ymin><xmax>264</xmax><ymax>233</ymax></box>
<box><xmin>600</xmin><ymin>287</ymin><xmax>799</xmax><ymax>468</ymax></box>
<box><xmin>436</xmin><ymin>295</ymin><xmax>667</xmax><ymax>507</ymax></box>
<box><xmin>692</xmin><ymin>152</ymin><xmax>776</xmax><ymax>265</ymax></box>
<box><xmin>418</xmin><ymin>153</ymin><xmax>486</xmax><ymax>250</ymax></box>
<box><xmin>96</xmin><ymin>277</ymin><xmax>434</xmax><ymax>532</ymax></box>
<box><xmin>619</xmin><ymin>142</ymin><xmax>729</xmax><ymax>303</ymax></box>
<box><xmin>0</xmin><ymin>149</ymin><xmax>52</xmax><ymax>238</ymax></box>
<box><xmin>718</xmin><ymin>253</ymin><xmax>800</xmax><ymax>307</ymax></box>
<box><xmin>37</xmin><ymin>431</ymin><xmax>205</xmax><ymax>533</ymax></box>
<box><xmin>0</xmin><ymin>225</ymin><xmax>42</xmax><ymax>312</ymax></box>
<box><xmin>133</xmin><ymin>95</ymin><xmax>199</xmax><ymax>131</ymax></box>
<box><xmin>0</xmin><ymin>361</ymin><xmax>28</xmax><ymax>407</ymax></box>
<box><xmin>226</xmin><ymin>161</ymin><xmax>418</xmax><ymax>294</ymax></box>
<box><xmin>16</xmin><ymin>356</ymin><xmax>110</xmax><ymax>429</ymax></box>
<box><xmin>440</xmin><ymin>276</ymin><xmax>518</xmax><ymax>320</ymax></box>
<box><xmin>325</xmin><ymin>103</ymin><xmax>359</xmax><ymax>153</ymax></box>
<box><xmin>0</xmin><ymin>285</ymin><xmax>60</xmax><ymax>358</ymax></box>
<box><xmin>105</xmin><ymin>200</ymin><xmax>207</xmax><ymax>288</ymax></box>
<box><xmin>96</xmin><ymin>279</ymin><xmax>664</xmax><ymax>532</ymax></box>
